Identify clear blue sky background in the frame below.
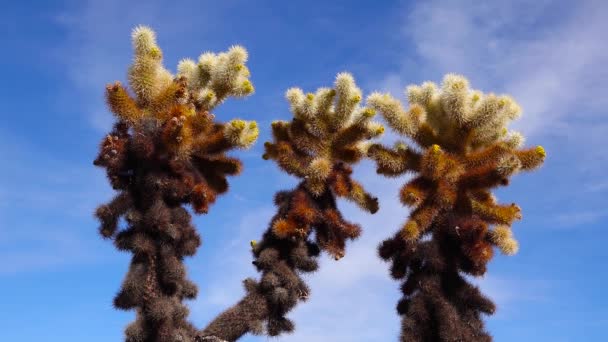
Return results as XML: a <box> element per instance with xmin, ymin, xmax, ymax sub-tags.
<box><xmin>1</xmin><ymin>0</ymin><xmax>606</xmax><ymax>341</ymax></box>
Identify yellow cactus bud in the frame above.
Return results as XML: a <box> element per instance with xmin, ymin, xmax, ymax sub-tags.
<box><xmin>394</xmin><ymin>141</ymin><xmax>407</xmax><ymax>151</ymax></box>
<box><xmin>148</xmin><ymin>46</ymin><xmax>162</xmax><ymax>59</ymax></box>
<box><xmin>401</xmin><ymin>220</ymin><xmax>420</xmax><ymax>241</ymax></box>
<box><xmin>231</xmin><ymin>119</ymin><xmax>246</xmax><ymax>130</ymax></box>
<box><xmin>471</xmin><ymin>92</ymin><xmax>481</xmax><ymax>102</ymax></box>
<box><xmin>362</xmin><ymin>107</ymin><xmax>376</xmax><ymax>117</ymax></box>
<box><xmin>536</xmin><ymin>145</ymin><xmax>546</xmax><ymax>158</ymax></box>
<box><xmin>242</xmin><ymin>80</ymin><xmax>254</xmax><ymax>94</ymax></box>
<box><xmin>250</xmin><ymin>240</ymin><xmax>257</xmax><ymax>247</ymax></box>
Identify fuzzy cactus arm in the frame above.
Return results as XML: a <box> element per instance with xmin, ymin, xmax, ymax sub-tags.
<box><xmin>373</xmin><ymin>73</ymin><xmax>546</xmax><ymax>341</ymax></box>
<box><xmin>200</xmin><ymin>73</ymin><xmax>381</xmax><ymax>341</ymax></box>
<box><xmin>367</xmin><ymin>142</ymin><xmax>422</xmax><ymax>176</ymax></box>
<box><xmin>93</xmin><ymin>26</ymin><xmax>258</xmax><ymax>342</ymax></box>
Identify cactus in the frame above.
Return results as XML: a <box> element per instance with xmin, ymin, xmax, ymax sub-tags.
<box><xmin>367</xmin><ymin>74</ymin><xmax>545</xmax><ymax>341</ymax></box>
<box><xmin>198</xmin><ymin>73</ymin><xmax>381</xmax><ymax>341</ymax></box>
<box><xmin>93</xmin><ymin>26</ymin><xmax>257</xmax><ymax>342</ymax></box>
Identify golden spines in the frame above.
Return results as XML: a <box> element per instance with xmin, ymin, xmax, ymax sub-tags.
<box><xmin>406</xmin><ymin>82</ymin><xmax>436</xmax><ymax>107</ymax></box>
<box><xmin>401</xmin><ymin>220</ymin><xmax>420</xmax><ymax>241</ymax></box>
<box><xmin>306</xmin><ymin>157</ymin><xmax>332</xmax><ymax>182</ymax></box>
<box><xmin>488</xmin><ymin>225</ymin><xmax>519</xmax><ymax>255</ymax></box>
<box><xmin>503</xmin><ymin>131</ymin><xmax>525</xmax><ymax>149</ymax></box>
<box><xmin>131</xmin><ymin>26</ymin><xmax>156</xmax><ymax>54</ymax></box>
<box><xmin>270</xmin><ymin>142</ymin><xmax>309</xmax><ymax>178</ymax></box>
<box><xmin>367</xmin><ymin>92</ymin><xmax>416</xmax><ymax>137</ymax></box>
<box><xmin>367</xmin><ymin>143</ymin><xmax>420</xmax><ymax>176</ymax></box>
<box><xmin>514</xmin><ymin>145</ymin><xmax>546</xmax><ymax>170</ymax></box>
<box><xmin>272</xmin><ymin>218</ymin><xmax>300</xmax><ymax>238</ymax></box>
<box><xmin>270</xmin><ymin>120</ymin><xmax>290</xmax><ymax>142</ymax></box>
<box><xmin>128</xmin><ymin>55</ymin><xmax>160</xmax><ymax>104</ymax></box>
<box><xmin>224</xmin><ymin>119</ymin><xmax>259</xmax><ymax>149</ymax></box>
<box><xmin>420</xmin><ymin>144</ymin><xmax>444</xmax><ymax>180</ymax></box>
<box><xmin>271</xmin><ymin>191</ymin><xmax>318</xmax><ymax>239</ymax></box>
<box><xmin>285</xmin><ymin>88</ymin><xmax>309</xmax><ymax>120</ymax></box>
<box><xmin>366</xmin><ymin>73</ymin><xmax>546</xmax><ymax>256</ymax></box>
<box><xmin>314</xmin><ymin>87</ymin><xmax>336</xmax><ymax>117</ymax></box>
<box><xmin>149</xmin><ymin>78</ymin><xmax>187</xmax><ymax>116</ymax></box>
<box><xmin>268</xmin><ymin>73</ymin><xmax>384</xmax><ymax>203</ymax></box>
<box><xmin>177</xmin><ymin>58</ymin><xmax>198</xmax><ymax>88</ymax></box>
<box><xmin>331</xmin><ymin>120</ymin><xmax>382</xmax><ymax>150</ymax></box>
<box><xmin>288</xmin><ymin>120</ymin><xmax>324</xmax><ymax>154</ymax></box>
<box><xmin>332</xmin><ymin>72</ymin><xmax>362</xmax><ymax>130</ymax></box>
<box><xmin>176</xmin><ymin>45</ymin><xmax>254</xmax><ymax>111</ymax></box>
<box><xmin>105</xmin><ymin>82</ymin><xmax>143</xmax><ymax>123</ymax></box>
<box><xmin>440</xmin><ymin>73</ymin><xmax>471</xmax><ymax>126</ymax></box>
<box><xmin>303</xmin><ymin>156</ymin><xmax>333</xmax><ymax>195</ymax></box>
<box><xmin>196</xmin><ymin>89</ymin><xmax>217</xmax><ymax>109</ymax></box>
<box><xmin>412</xmin><ymin>122</ymin><xmax>441</xmax><ymax>148</ymax></box>
<box><xmin>465</xmin><ymin>142</ymin><xmax>512</xmax><ymax>168</ymax></box>
<box><xmin>495</xmin><ymin>155</ymin><xmax>522</xmax><ymax>177</ymax></box>
<box><xmin>196</xmin><ymin>52</ymin><xmax>216</xmax><ymax>87</ymax></box>
<box><xmin>235</xmin><ymin>79</ymin><xmax>255</xmax><ymax>96</ymax></box>
<box><xmin>399</xmin><ymin>177</ymin><xmax>431</xmax><ymax>207</ymax></box>
<box><xmin>128</xmin><ymin>26</ymin><xmax>173</xmax><ymax>104</ymax></box>
<box><xmin>399</xmin><ymin>206</ymin><xmax>439</xmax><ymax>241</ymax></box>
<box><xmin>471</xmin><ymin>199</ymin><xmax>522</xmax><ymax>225</ymax></box>
<box><xmin>352</xmin><ymin>181</ymin><xmax>379</xmax><ymax>213</ymax></box>
<box><xmin>466</xmin><ymin>93</ymin><xmax>501</xmax><ymax>129</ymax></box>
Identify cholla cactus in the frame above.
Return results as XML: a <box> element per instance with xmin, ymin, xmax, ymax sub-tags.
<box><xmin>199</xmin><ymin>73</ymin><xmax>381</xmax><ymax>341</ymax></box>
<box><xmin>93</xmin><ymin>26</ymin><xmax>258</xmax><ymax>342</ymax></box>
<box><xmin>367</xmin><ymin>74</ymin><xmax>545</xmax><ymax>341</ymax></box>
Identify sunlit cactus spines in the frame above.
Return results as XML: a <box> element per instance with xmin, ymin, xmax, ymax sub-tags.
<box><xmin>367</xmin><ymin>74</ymin><xmax>545</xmax><ymax>341</ymax></box>
<box><xmin>94</xmin><ymin>26</ymin><xmax>258</xmax><ymax>342</ymax></box>
<box><xmin>199</xmin><ymin>73</ymin><xmax>382</xmax><ymax>341</ymax></box>
<box><xmin>263</xmin><ymin>72</ymin><xmax>383</xmax><ymax>213</ymax></box>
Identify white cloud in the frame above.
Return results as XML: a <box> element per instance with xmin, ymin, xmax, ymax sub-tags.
<box><xmin>387</xmin><ymin>0</ymin><xmax>607</xmax><ymax>138</ymax></box>
<box><xmin>552</xmin><ymin>210</ymin><xmax>607</xmax><ymax>228</ymax></box>
<box><xmin>372</xmin><ymin>0</ymin><xmax>608</xmax><ymax>220</ymax></box>
<box><xmin>0</xmin><ymin>128</ymin><xmax>113</xmax><ymax>274</ymax></box>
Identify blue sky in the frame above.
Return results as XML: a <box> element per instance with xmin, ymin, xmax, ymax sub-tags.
<box><xmin>1</xmin><ymin>0</ymin><xmax>606</xmax><ymax>341</ymax></box>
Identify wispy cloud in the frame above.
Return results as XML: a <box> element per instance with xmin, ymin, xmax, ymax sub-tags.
<box><xmin>372</xmin><ymin>0</ymin><xmax>608</xmax><ymax>221</ymax></box>
<box><xmin>551</xmin><ymin>210</ymin><xmax>607</xmax><ymax>228</ymax></box>
<box><xmin>0</xmin><ymin>128</ymin><xmax>111</xmax><ymax>275</ymax></box>
<box><xmin>388</xmin><ymin>0</ymin><xmax>608</xmax><ymax>138</ymax></box>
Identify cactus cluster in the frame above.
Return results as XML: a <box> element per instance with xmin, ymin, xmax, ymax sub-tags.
<box><xmin>94</xmin><ymin>26</ymin><xmax>257</xmax><ymax>342</ymax></box>
<box><xmin>366</xmin><ymin>74</ymin><xmax>545</xmax><ymax>341</ymax></box>
<box><xmin>94</xmin><ymin>27</ymin><xmax>545</xmax><ymax>342</ymax></box>
<box><xmin>199</xmin><ymin>74</ymin><xmax>382</xmax><ymax>340</ymax></box>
